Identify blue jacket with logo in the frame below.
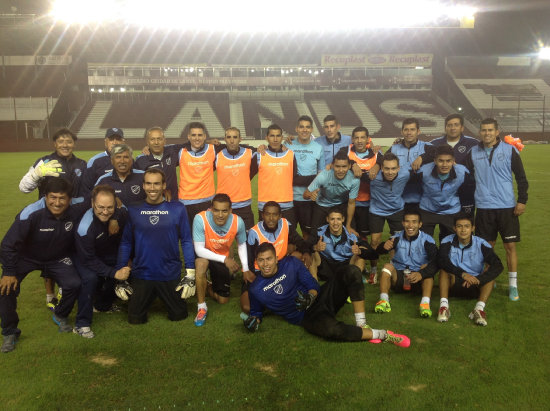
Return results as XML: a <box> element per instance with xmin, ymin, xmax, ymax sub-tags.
<box><xmin>438</xmin><ymin>234</ymin><xmax>503</xmax><ymax>285</ymax></box>
<box><xmin>466</xmin><ymin>139</ymin><xmax>528</xmax><ymax>209</ymax></box>
<box><xmin>1</xmin><ymin>197</ymin><xmax>87</xmax><ymax>275</ymax></box>
<box><xmin>377</xmin><ymin>230</ymin><xmax>438</xmax><ymax>278</ymax></box>
<box><xmin>369</xmin><ymin>169</ymin><xmax>411</xmax><ymax>216</ymax></box>
<box><xmin>418</xmin><ymin>163</ymin><xmax>470</xmax><ymax>214</ymax></box>
<box><xmin>388</xmin><ymin>140</ymin><xmax>430</xmax><ymax>203</ymax></box>
<box><xmin>95</xmin><ymin>169</ymin><xmax>146</xmax><ymax>207</ymax></box>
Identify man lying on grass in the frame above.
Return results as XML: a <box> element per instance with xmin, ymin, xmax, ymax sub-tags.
<box><xmin>437</xmin><ymin>214</ymin><xmax>503</xmax><ymax>326</ymax></box>
<box><xmin>243</xmin><ymin>242</ymin><xmax>410</xmax><ymax>347</ymax></box>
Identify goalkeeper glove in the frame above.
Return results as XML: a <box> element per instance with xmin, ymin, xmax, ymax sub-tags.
<box><xmin>115</xmin><ymin>281</ymin><xmax>133</xmax><ymax>301</ymax></box>
<box><xmin>240</xmin><ymin>312</ymin><xmax>260</xmax><ymax>332</ymax></box>
<box><xmin>175</xmin><ymin>268</ymin><xmax>196</xmax><ymax>299</ymax></box>
<box><xmin>295</xmin><ymin>290</ymin><xmax>316</xmax><ymax>311</ymax></box>
<box><xmin>34</xmin><ymin>159</ymin><xmax>63</xmax><ymax>179</ymax></box>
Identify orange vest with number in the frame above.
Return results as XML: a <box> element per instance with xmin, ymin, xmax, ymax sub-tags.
<box><xmin>178</xmin><ymin>145</ymin><xmax>215</xmax><ymax>200</ymax></box>
<box><xmin>216</xmin><ymin>148</ymin><xmax>253</xmax><ymax>203</ymax></box>
<box><xmin>199</xmin><ymin>211</ymin><xmax>239</xmax><ymax>257</ymax></box>
<box><xmin>250</xmin><ymin>218</ymin><xmax>290</xmax><ymax>269</ymax></box>
<box><xmin>348</xmin><ymin>145</ymin><xmax>378</xmax><ymax>202</ymax></box>
<box><xmin>258</xmin><ymin>150</ymin><xmax>294</xmax><ymax>203</ymax></box>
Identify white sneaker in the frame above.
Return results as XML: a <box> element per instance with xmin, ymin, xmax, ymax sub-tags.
<box><xmin>73</xmin><ymin>326</ymin><xmax>95</xmax><ymax>338</ymax></box>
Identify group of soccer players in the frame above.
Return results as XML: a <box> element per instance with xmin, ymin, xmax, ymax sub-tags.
<box><xmin>0</xmin><ymin>112</ymin><xmax>528</xmax><ymax>353</ymax></box>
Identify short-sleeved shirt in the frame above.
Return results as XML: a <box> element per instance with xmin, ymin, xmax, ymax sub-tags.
<box><xmin>307</xmin><ymin>169</ymin><xmax>359</xmax><ymax>207</ymax></box>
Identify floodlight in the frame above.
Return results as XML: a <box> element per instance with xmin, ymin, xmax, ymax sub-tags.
<box><xmin>50</xmin><ymin>0</ymin><xmax>476</xmax><ymax>31</ymax></box>
<box><xmin>539</xmin><ymin>47</ymin><xmax>550</xmax><ymax>60</ymax></box>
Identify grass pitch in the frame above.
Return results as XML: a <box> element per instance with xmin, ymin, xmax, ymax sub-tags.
<box><xmin>0</xmin><ymin>147</ymin><xmax>548</xmax><ymax>410</ymax></box>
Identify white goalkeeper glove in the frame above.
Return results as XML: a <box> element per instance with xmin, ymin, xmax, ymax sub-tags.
<box><xmin>175</xmin><ymin>268</ymin><xmax>196</xmax><ymax>299</ymax></box>
<box><xmin>33</xmin><ymin>160</ymin><xmax>63</xmax><ymax>180</ymax></box>
<box><xmin>115</xmin><ymin>281</ymin><xmax>133</xmax><ymax>301</ymax></box>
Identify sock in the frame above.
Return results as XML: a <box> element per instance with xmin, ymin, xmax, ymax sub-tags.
<box><xmin>46</xmin><ymin>294</ymin><xmax>54</xmax><ymax>303</ymax></box>
<box><xmin>354</xmin><ymin>312</ymin><xmax>366</xmax><ymax>327</ymax></box>
<box><xmin>372</xmin><ymin>329</ymin><xmax>386</xmax><ymax>340</ymax></box>
<box><xmin>508</xmin><ymin>272</ymin><xmax>518</xmax><ymax>288</ymax></box>
<box><xmin>370</xmin><ymin>266</ymin><xmax>378</xmax><ymax>274</ymax></box>
<box><xmin>420</xmin><ymin>296</ymin><xmax>430</xmax><ymax>306</ymax></box>
<box><xmin>440</xmin><ymin>298</ymin><xmax>449</xmax><ymax>308</ymax></box>
<box><xmin>380</xmin><ymin>293</ymin><xmax>389</xmax><ymax>302</ymax></box>
<box><xmin>58</xmin><ymin>288</ymin><xmax>62</xmax><ymax>296</ymax></box>
<box><xmin>197</xmin><ymin>302</ymin><xmax>207</xmax><ymax>311</ymax></box>
<box><xmin>475</xmin><ymin>301</ymin><xmax>486</xmax><ymax>311</ymax></box>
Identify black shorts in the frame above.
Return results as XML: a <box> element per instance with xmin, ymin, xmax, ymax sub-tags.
<box><xmin>390</xmin><ymin>269</ymin><xmax>423</xmax><ymax>295</ymax></box>
<box><xmin>183</xmin><ymin>201</ymin><xmax>211</xmax><ymax>227</ymax></box>
<box><xmin>353</xmin><ymin>206</ymin><xmax>370</xmax><ymax>237</ymax></box>
<box><xmin>449</xmin><ymin>278</ymin><xmax>481</xmax><ymax>299</ymax></box>
<box><xmin>475</xmin><ymin>208</ymin><xmax>520</xmax><ymax>243</ymax></box>
<box><xmin>128</xmin><ymin>277</ymin><xmax>188</xmax><ymax>324</ymax></box>
<box><xmin>420</xmin><ymin>209</ymin><xmax>456</xmax><ymax>242</ymax></box>
<box><xmin>281</xmin><ymin>207</ymin><xmax>297</xmax><ymax>227</ymax></box>
<box><xmin>369</xmin><ymin>210</ymin><xmax>404</xmax><ymax>235</ymax></box>
<box><xmin>208</xmin><ymin>261</ymin><xmax>232</xmax><ymax>298</ymax></box>
<box><xmin>294</xmin><ymin>201</ymin><xmax>314</xmax><ymax>234</ymax></box>
<box><xmin>233</xmin><ymin>205</ymin><xmax>255</xmax><ymax>231</ymax></box>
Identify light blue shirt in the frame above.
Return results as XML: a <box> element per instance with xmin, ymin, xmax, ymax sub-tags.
<box><xmin>307</xmin><ymin>169</ymin><xmax>359</xmax><ymax>208</ymax></box>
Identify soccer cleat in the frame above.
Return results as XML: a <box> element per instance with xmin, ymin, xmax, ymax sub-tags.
<box><xmin>194</xmin><ymin>308</ymin><xmax>208</xmax><ymax>326</ymax></box>
<box><xmin>437</xmin><ymin>306</ymin><xmax>451</xmax><ymax>322</ymax></box>
<box><xmin>93</xmin><ymin>304</ymin><xmax>121</xmax><ymax>313</ymax></box>
<box><xmin>1</xmin><ymin>334</ymin><xmax>18</xmax><ymax>353</ymax></box>
<box><xmin>374</xmin><ymin>299</ymin><xmax>391</xmax><ymax>313</ymax></box>
<box><xmin>73</xmin><ymin>326</ymin><xmax>95</xmax><ymax>339</ymax></box>
<box><xmin>368</xmin><ymin>272</ymin><xmax>378</xmax><ymax>285</ymax></box>
<box><xmin>46</xmin><ymin>297</ymin><xmax>59</xmax><ymax>312</ymax></box>
<box><xmin>419</xmin><ymin>303</ymin><xmax>432</xmax><ymax>318</ymax></box>
<box><xmin>509</xmin><ymin>286</ymin><xmax>520</xmax><ymax>302</ymax></box>
<box><xmin>52</xmin><ymin>314</ymin><xmax>72</xmax><ymax>332</ymax></box>
<box><xmin>384</xmin><ymin>330</ymin><xmax>411</xmax><ymax>348</ymax></box>
<box><xmin>468</xmin><ymin>309</ymin><xmax>488</xmax><ymax>326</ymax></box>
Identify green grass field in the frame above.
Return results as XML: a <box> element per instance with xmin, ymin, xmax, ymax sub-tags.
<box><xmin>0</xmin><ymin>147</ymin><xmax>549</xmax><ymax>410</ymax></box>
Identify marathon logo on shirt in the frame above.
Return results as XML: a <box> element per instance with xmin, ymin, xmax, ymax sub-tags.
<box><xmin>60</xmin><ymin>257</ymin><xmax>73</xmax><ymax>265</ymax></box>
<box><xmin>64</xmin><ymin>222</ymin><xmax>73</xmax><ymax>231</ymax></box>
<box><xmin>149</xmin><ymin>216</ymin><xmax>159</xmax><ymax>225</ymax></box>
<box><xmin>40</xmin><ymin>228</ymin><xmax>55</xmax><ymax>232</ymax></box>
<box><xmin>209</xmin><ymin>238</ymin><xmax>229</xmax><ymax>249</ymax></box>
<box><xmin>165</xmin><ymin>158</ymin><xmax>171</xmax><ymax>166</ymax></box>
<box><xmin>140</xmin><ymin>210</ymin><xmax>169</xmax><ymax>215</ymax></box>
<box><xmin>96</xmin><ymin>233</ymin><xmax>104</xmax><ymax>239</ymax></box>
<box><xmin>267</xmin><ymin>162</ymin><xmax>289</xmax><ymax>167</ymax></box>
<box><xmin>458</xmin><ymin>146</ymin><xmax>467</xmax><ymax>153</ymax></box>
<box><xmin>263</xmin><ymin>274</ymin><xmax>287</xmax><ymax>292</ymax></box>
<box><xmin>131</xmin><ymin>185</ymin><xmax>141</xmax><ymax>195</ymax></box>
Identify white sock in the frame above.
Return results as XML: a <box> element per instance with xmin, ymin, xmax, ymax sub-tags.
<box><xmin>508</xmin><ymin>272</ymin><xmax>518</xmax><ymax>288</ymax></box>
<box><xmin>380</xmin><ymin>293</ymin><xmax>389</xmax><ymax>302</ymax></box>
<box><xmin>440</xmin><ymin>298</ymin><xmax>449</xmax><ymax>308</ymax></box>
<box><xmin>372</xmin><ymin>329</ymin><xmax>386</xmax><ymax>340</ymax></box>
<box><xmin>475</xmin><ymin>301</ymin><xmax>486</xmax><ymax>311</ymax></box>
<box><xmin>58</xmin><ymin>288</ymin><xmax>62</xmax><ymax>296</ymax></box>
<box><xmin>354</xmin><ymin>312</ymin><xmax>366</xmax><ymax>327</ymax></box>
<box><xmin>197</xmin><ymin>302</ymin><xmax>207</xmax><ymax>311</ymax></box>
<box><xmin>46</xmin><ymin>294</ymin><xmax>54</xmax><ymax>303</ymax></box>
<box><xmin>370</xmin><ymin>266</ymin><xmax>378</xmax><ymax>274</ymax></box>
<box><xmin>420</xmin><ymin>296</ymin><xmax>430</xmax><ymax>305</ymax></box>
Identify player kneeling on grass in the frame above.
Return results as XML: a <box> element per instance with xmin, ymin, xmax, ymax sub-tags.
<box><xmin>188</xmin><ymin>193</ymin><xmax>252</xmax><ymax>327</ymax></box>
<box><xmin>116</xmin><ymin>169</ymin><xmax>195</xmax><ymax>325</ymax></box>
<box><xmin>437</xmin><ymin>214</ymin><xmax>503</xmax><ymax>326</ymax></box>
<box><xmin>244</xmin><ymin>243</ymin><xmax>409</xmax><ymax>346</ymax></box>
<box><xmin>374</xmin><ymin>208</ymin><xmax>438</xmax><ymax>318</ymax></box>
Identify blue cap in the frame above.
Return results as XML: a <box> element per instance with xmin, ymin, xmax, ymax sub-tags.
<box><xmin>105</xmin><ymin>128</ymin><xmax>124</xmax><ymax>139</ymax></box>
